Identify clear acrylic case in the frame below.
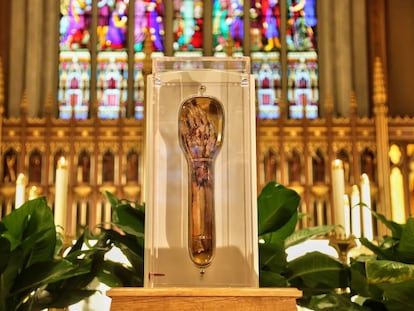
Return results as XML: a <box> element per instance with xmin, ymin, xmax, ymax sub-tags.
<box><xmin>144</xmin><ymin>57</ymin><xmax>258</xmax><ymax>287</ymax></box>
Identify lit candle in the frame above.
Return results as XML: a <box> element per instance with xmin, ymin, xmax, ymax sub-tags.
<box><xmin>332</xmin><ymin>159</ymin><xmax>346</xmax><ymax>236</ymax></box>
<box><xmin>55</xmin><ymin>157</ymin><xmax>69</xmax><ymax>234</ymax></box>
<box><xmin>28</xmin><ymin>186</ymin><xmax>38</xmax><ymax>200</ymax></box>
<box><xmin>15</xmin><ymin>173</ymin><xmax>27</xmax><ymax>208</ymax></box>
<box><xmin>343</xmin><ymin>194</ymin><xmax>351</xmax><ymax>237</ymax></box>
<box><xmin>360</xmin><ymin>173</ymin><xmax>373</xmax><ymax>240</ymax></box>
<box><xmin>351</xmin><ymin>185</ymin><xmax>361</xmax><ymax>239</ymax></box>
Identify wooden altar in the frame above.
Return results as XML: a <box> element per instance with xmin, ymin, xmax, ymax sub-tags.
<box><xmin>107</xmin><ymin>287</ymin><xmax>302</xmax><ymax>311</ymax></box>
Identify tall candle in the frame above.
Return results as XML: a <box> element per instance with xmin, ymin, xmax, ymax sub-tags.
<box><xmin>360</xmin><ymin>173</ymin><xmax>373</xmax><ymax>240</ymax></box>
<box><xmin>55</xmin><ymin>157</ymin><xmax>69</xmax><ymax>234</ymax></box>
<box><xmin>351</xmin><ymin>185</ymin><xmax>361</xmax><ymax>238</ymax></box>
<box><xmin>332</xmin><ymin>159</ymin><xmax>346</xmax><ymax>236</ymax></box>
<box><xmin>343</xmin><ymin>194</ymin><xmax>351</xmax><ymax>237</ymax></box>
<box><xmin>15</xmin><ymin>173</ymin><xmax>27</xmax><ymax>208</ymax></box>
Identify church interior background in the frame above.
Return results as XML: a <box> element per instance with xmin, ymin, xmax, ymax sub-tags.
<box><xmin>0</xmin><ymin>0</ymin><xmax>414</xmax><ymax>240</ymax></box>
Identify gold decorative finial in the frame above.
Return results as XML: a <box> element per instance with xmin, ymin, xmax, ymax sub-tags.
<box><xmin>143</xmin><ymin>29</ymin><xmax>152</xmax><ymax>76</ymax></box>
<box><xmin>373</xmin><ymin>57</ymin><xmax>387</xmax><ymax>106</ymax></box>
<box><xmin>226</xmin><ymin>35</ymin><xmax>234</xmax><ymax>57</ymax></box>
<box><xmin>20</xmin><ymin>89</ymin><xmax>28</xmax><ymax>117</ymax></box>
<box><xmin>45</xmin><ymin>92</ymin><xmax>53</xmax><ymax>118</ymax></box>
<box><xmin>324</xmin><ymin>93</ymin><xmax>334</xmax><ymax>116</ymax></box>
<box><xmin>278</xmin><ymin>93</ymin><xmax>286</xmax><ymax>118</ymax></box>
<box><xmin>350</xmin><ymin>91</ymin><xmax>357</xmax><ymax>116</ymax></box>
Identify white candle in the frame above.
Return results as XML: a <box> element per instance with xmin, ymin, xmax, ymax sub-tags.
<box><xmin>15</xmin><ymin>173</ymin><xmax>27</xmax><ymax>208</ymax></box>
<box><xmin>360</xmin><ymin>173</ymin><xmax>373</xmax><ymax>240</ymax></box>
<box><xmin>343</xmin><ymin>194</ymin><xmax>351</xmax><ymax>237</ymax></box>
<box><xmin>55</xmin><ymin>157</ymin><xmax>69</xmax><ymax>234</ymax></box>
<box><xmin>351</xmin><ymin>185</ymin><xmax>361</xmax><ymax>238</ymax></box>
<box><xmin>332</xmin><ymin>159</ymin><xmax>346</xmax><ymax>236</ymax></box>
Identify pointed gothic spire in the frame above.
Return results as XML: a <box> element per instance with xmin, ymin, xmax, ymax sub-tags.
<box><xmin>350</xmin><ymin>91</ymin><xmax>357</xmax><ymax>116</ymax></box>
<box><xmin>373</xmin><ymin>57</ymin><xmax>387</xmax><ymax>106</ymax></box>
<box><xmin>20</xmin><ymin>89</ymin><xmax>28</xmax><ymax>117</ymax></box>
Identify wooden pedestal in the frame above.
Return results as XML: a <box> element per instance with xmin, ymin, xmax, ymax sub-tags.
<box><xmin>107</xmin><ymin>287</ymin><xmax>302</xmax><ymax>311</ymax></box>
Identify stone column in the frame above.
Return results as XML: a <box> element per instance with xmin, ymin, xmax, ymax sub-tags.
<box><xmin>333</xmin><ymin>0</ymin><xmax>353</xmax><ymax>117</ymax></box>
<box><xmin>42</xmin><ymin>0</ymin><xmax>60</xmax><ymax>118</ymax></box>
<box><xmin>8</xmin><ymin>0</ymin><xmax>26</xmax><ymax>117</ymax></box>
<box><xmin>373</xmin><ymin>57</ymin><xmax>391</xmax><ymax>237</ymax></box>
<box><xmin>317</xmin><ymin>0</ymin><xmax>334</xmax><ymax>118</ymax></box>
<box><xmin>351</xmin><ymin>0</ymin><xmax>369</xmax><ymax>117</ymax></box>
<box><xmin>25</xmin><ymin>0</ymin><xmax>44</xmax><ymax>117</ymax></box>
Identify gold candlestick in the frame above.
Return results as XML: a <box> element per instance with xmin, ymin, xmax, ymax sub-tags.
<box><xmin>328</xmin><ymin>232</ymin><xmax>357</xmax><ymax>264</ymax></box>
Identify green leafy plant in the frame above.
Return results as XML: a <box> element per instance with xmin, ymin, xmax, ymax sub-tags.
<box><xmin>257</xmin><ymin>182</ymin><xmax>358</xmax><ymax>310</ymax></box>
<box><xmin>0</xmin><ymin>192</ymin><xmax>145</xmax><ymax>311</ymax></box>
<box><xmin>258</xmin><ymin>181</ymin><xmax>414</xmax><ymax>311</ymax></box>
<box><xmin>93</xmin><ymin>192</ymin><xmax>145</xmax><ymax>287</ymax></box>
<box><xmin>0</xmin><ymin>197</ymin><xmax>106</xmax><ymax>311</ymax></box>
<box><xmin>349</xmin><ymin>213</ymin><xmax>414</xmax><ymax>311</ymax></box>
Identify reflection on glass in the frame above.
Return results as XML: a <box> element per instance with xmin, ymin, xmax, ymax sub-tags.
<box><xmin>179</xmin><ymin>89</ymin><xmax>224</xmax><ymax>270</ymax></box>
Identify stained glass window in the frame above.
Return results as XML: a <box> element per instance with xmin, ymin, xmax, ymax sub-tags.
<box><xmin>135</xmin><ymin>0</ymin><xmax>164</xmax><ymax>53</ymax></box>
<box><xmin>96</xmin><ymin>1</ymin><xmax>129</xmax><ymax>120</ymax></box>
<box><xmin>212</xmin><ymin>0</ymin><xmax>244</xmax><ymax>55</ymax></box>
<box><xmin>173</xmin><ymin>0</ymin><xmax>203</xmax><ymax>55</ymax></box>
<box><xmin>58</xmin><ymin>0</ymin><xmax>92</xmax><ymax>120</ymax></box>
<box><xmin>212</xmin><ymin>0</ymin><xmax>244</xmax><ymax>56</ymax></box>
<box><xmin>286</xmin><ymin>0</ymin><xmax>318</xmax><ymax>119</ymax></box>
<box><xmin>56</xmin><ymin>0</ymin><xmax>319</xmax><ymax>121</ymax></box>
<box><xmin>251</xmin><ymin>0</ymin><xmax>281</xmax><ymax>119</ymax></box>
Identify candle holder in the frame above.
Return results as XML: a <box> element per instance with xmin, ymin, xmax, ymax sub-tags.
<box><xmin>328</xmin><ymin>232</ymin><xmax>357</xmax><ymax>264</ymax></box>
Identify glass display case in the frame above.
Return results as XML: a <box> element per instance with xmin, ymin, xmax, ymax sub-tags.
<box><xmin>144</xmin><ymin>57</ymin><xmax>258</xmax><ymax>287</ymax></box>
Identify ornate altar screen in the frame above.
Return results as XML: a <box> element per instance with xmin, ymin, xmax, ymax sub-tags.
<box><xmin>145</xmin><ymin>57</ymin><xmax>258</xmax><ymax>287</ymax></box>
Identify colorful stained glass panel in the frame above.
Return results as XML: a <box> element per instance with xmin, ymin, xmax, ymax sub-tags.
<box><xmin>287</xmin><ymin>51</ymin><xmax>318</xmax><ymax>119</ymax></box>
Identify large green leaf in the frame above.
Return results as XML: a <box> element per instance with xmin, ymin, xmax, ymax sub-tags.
<box><xmin>259</xmin><ymin>212</ymin><xmax>298</xmax><ymax>245</ymax></box>
<box><xmin>300</xmin><ymin>292</ymin><xmax>370</xmax><ymax>311</ymax></box>
<box><xmin>112</xmin><ymin>204</ymin><xmax>145</xmax><ymax>237</ymax></box>
<box><xmin>285</xmin><ymin>225</ymin><xmax>336</xmax><ymax>249</ymax></box>
<box><xmin>372</xmin><ymin>211</ymin><xmax>404</xmax><ymax>239</ymax></box>
<box><xmin>11</xmin><ymin>260</ymin><xmax>76</xmax><ymax>295</ymax></box>
<box><xmin>285</xmin><ymin>251</ymin><xmax>349</xmax><ymax>291</ymax></box>
<box><xmin>259</xmin><ymin>269</ymin><xmax>289</xmax><ymax>287</ymax></box>
<box><xmin>257</xmin><ymin>182</ymin><xmax>300</xmax><ymax>236</ymax></box>
<box><xmin>350</xmin><ymin>256</ymin><xmax>383</xmax><ymax>300</ymax></box>
<box><xmin>397</xmin><ymin>218</ymin><xmax>414</xmax><ymax>263</ymax></box>
<box><xmin>98</xmin><ymin>260</ymin><xmax>143</xmax><ymax>287</ymax></box>
<box><xmin>259</xmin><ymin>239</ymin><xmax>286</xmax><ymax>272</ymax></box>
<box><xmin>375</xmin><ymin>280</ymin><xmax>414</xmax><ymax>311</ymax></box>
<box><xmin>1</xmin><ymin>198</ymin><xmax>56</xmax><ymax>265</ymax></box>
<box><xmin>359</xmin><ymin>237</ymin><xmax>396</xmax><ymax>261</ymax></box>
<box><xmin>366</xmin><ymin>260</ymin><xmax>414</xmax><ymax>285</ymax></box>
<box><xmin>0</xmin><ymin>237</ymin><xmax>10</xmax><ymax>274</ymax></box>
